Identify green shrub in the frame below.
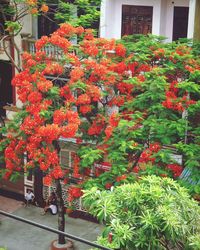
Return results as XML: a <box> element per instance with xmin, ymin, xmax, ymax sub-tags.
<box><xmin>83</xmin><ymin>175</ymin><xmax>200</xmax><ymax>250</ymax></box>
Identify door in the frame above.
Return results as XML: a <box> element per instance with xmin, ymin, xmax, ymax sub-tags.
<box><xmin>173</xmin><ymin>7</ymin><xmax>189</xmax><ymax>41</ymax></box>
<box><xmin>0</xmin><ymin>60</ymin><xmax>13</xmax><ymax>117</ymax></box>
<box><xmin>122</xmin><ymin>5</ymin><xmax>153</xmax><ymax>37</ymax></box>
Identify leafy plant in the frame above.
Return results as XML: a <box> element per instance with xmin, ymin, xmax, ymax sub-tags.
<box><xmin>56</xmin><ymin>0</ymin><xmax>101</xmax><ymax>31</ymax></box>
<box><xmin>83</xmin><ymin>176</ymin><xmax>200</xmax><ymax>250</ymax></box>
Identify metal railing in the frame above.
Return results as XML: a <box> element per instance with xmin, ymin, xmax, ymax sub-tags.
<box><xmin>22</xmin><ymin>38</ymin><xmax>79</xmax><ymax>60</ymax></box>
<box><xmin>22</xmin><ymin>38</ymin><xmax>64</xmax><ymax>60</ymax></box>
<box><xmin>0</xmin><ymin>210</ymin><xmax>112</xmax><ymax>250</ymax></box>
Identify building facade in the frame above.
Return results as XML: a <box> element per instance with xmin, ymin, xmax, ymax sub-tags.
<box><xmin>100</xmin><ymin>0</ymin><xmax>198</xmax><ymax>42</ymax></box>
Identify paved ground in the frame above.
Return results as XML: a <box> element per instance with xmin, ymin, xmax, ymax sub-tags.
<box><xmin>0</xmin><ymin>196</ymin><xmax>22</xmax><ymax>219</ymax></box>
<box><xmin>0</xmin><ymin>196</ymin><xmax>103</xmax><ymax>250</ymax></box>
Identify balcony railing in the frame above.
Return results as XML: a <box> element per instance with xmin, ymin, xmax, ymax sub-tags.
<box><xmin>22</xmin><ymin>37</ymin><xmax>79</xmax><ymax>60</ymax></box>
<box><xmin>22</xmin><ymin>37</ymin><xmax>63</xmax><ymax>60</ymax></box>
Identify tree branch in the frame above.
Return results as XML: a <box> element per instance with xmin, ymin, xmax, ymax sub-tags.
<box><xmin>2</xmin><ymin>35</ymin><xmax>21</xmax><ymax>72</ymax></box>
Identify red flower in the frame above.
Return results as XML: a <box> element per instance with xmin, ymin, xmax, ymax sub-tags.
<box><xmin>116</xmin><ymin>175</ymin><xmax>127</xmax><ymax>182</ymax></box>
<box><xmin>86</xmin><ymin>85</ymin><xmax>101</xmax><ymax>101</ymax></box>
<box><xmin>114</xmin><ymin>62</ymin><xmax>127</xmax><ymax>74</ymax></box>
<box><xmin>53</xmin><ymin>109</ymin><xmax>67</xmax><ymax>125</ymax></box>
<box><xmin>37</xmin><ymin>80</ymin><xmax>53</xmax><ymax>93</ymax></box>
<box><xmin>166</xmin><ymin>164</ymin><xmax>183</xmax><ymax>178</ymax></box>
<box><xmin>26</xmin><ymin>59</ymin><xmax>37</xmax><ymax>67</ymax></box>
<box><xmin>162</xmin><ymin>99</ymin><xmax>173</xmax><ymax>109</ymax></box>
<box><xmin>3</xmin><ymin>170</ymin><xmax>12</xmax><ymax>180</ymax></box>
<box><xmin>127</xmin><ymin>62</ymin><xmax>138</xmax><ymax>75</ymax></box>
<box><xmin>43</xmin><ymin>175</ymin><xmax>52</xmax><ymax>186</ymax></box>
<box><xmin>43</xmin><ymin>63</ymin><xmax>64</xmax><ymax>75</ymax></box>
<box><xmin>115</xmin><ymin>44</ymin><xmax>126</xmax><ymax>57</ymax></box>
<box><xmin>149</xmin><ymin>143</ymin><xmax>161</xmax><ymax>153</ymax></box>
<box><xmin>88</xmin><ymin>117</ymin><xmax>105</xmax><ymax>136</ymax></box>
<box><xmin>153</xmin><ymin>48</ymin><xmax>165</xmax><ymax>58</ymax></box>
<box><xmin>133</xmin><ymin>166</ymin><xmax>140</xmax><ymax>173</ymax></box>
<box><xmin>49</xmin><ymin>34</ymin><xmax>71</xmax><ymax>52</ymax></box>
<box><xmin>66</xmin><ymin>110</ymin><xmax>80</xmax><ymax>125</ymax></box>
<box><xmin>35</xmin><ymin>36</ymin><xmax>49</xmax><ymax>51</ymax></box>
<box><xmin>79</xmin><ymin>105</ymin><xmax>92</xmax><ymax>114</ymax></box>
<box><xmin>84</xmin><ymin>29</ymin><xmax>95</xmax><ymax>40</ymax></box>
<box><xmin>84</xmin><ymin>45</ymin><xmax>99</xmax><ymax>56</ymax></box>
<box><xmin>60</xmin><ymin>85</ymin><xmax>75</xmax><ymax>102</ymax></box>
<box><xmin>61</xmin><ymin>124</ymin><xmax>78</xmax><ymax>138</ymax></box>
<box><xmin>56</xmin><ymin>23</ymin><xmax>76</xmax><ymax>37</ymax></box>
<box><xmin>51</xmin><ymin>166</ymin><xmax>64</xmax><ymax>179</ymax></box>
<box><xmin>105</xmin><ymin>125</ymin><xmax>113</xmax><ymax>140</ymax></box>
<box><xmin>105</xmin><ymin>182</ymin><xmax>112</xmax><ymax>189</ymax></box>
<box><xmin>28</xmin><ymin>91</ymin><xmax>42</xmax><ymax>104</ymax></box>
<box><xmin>70</xmin><ymin>68</ymin><xmax>84</xmax><ymax>81</ymax></box>
<box><xmin>117</xmin><ymin>82</ymin><xmax>133</xmax><ymax>94</ymax></box>
<box><xmin>68</xmin><ymin>187</ymin><xmax>83</xmax><ymax>199</ymax></box>
<box><xmin>109</xmin><ymin>113</ymin><xmax>119</xmax><ymax>127</ymax></box>
<box><xmin>38</xmin><ymin>124</ymin><xmax>61</xmax><ymax>142</ymax></box>
<box><xmin>76</xmin><ymin>94</ymin><xmax>91</xmax><ymax>105</ymax></box>
<box><xmin>22</xmin><ymin>52</ymin><xmax>32</xmax><ymax>62</ymax></box>
<box><xmin>75</xmin><ymin>26</ymin><xmax>84</xmax><ymax>35</ymax></box>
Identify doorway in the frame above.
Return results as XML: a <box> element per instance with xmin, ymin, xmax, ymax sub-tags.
<box><xmin>0</xmin><ymin>60</ymin><xmax>13</xmax><ymax>117</ymax></box>
<box><xmin>173</xmin><ymin>7</ymin><xmax>189</xmax><ymax>41</ymax></box>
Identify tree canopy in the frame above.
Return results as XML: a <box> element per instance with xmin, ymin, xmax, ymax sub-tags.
<box><xmin>0</xmin><ymin>24</ymin><xmax>200</xmax><ymax>197</ymax></box>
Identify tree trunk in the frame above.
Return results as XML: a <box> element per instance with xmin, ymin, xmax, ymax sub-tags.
<box><xmin>55</xmin><ymin>178</ymin><xmax>66</xmax><ymax>245</ymax></box>
<box><xmin>194</xmin><ymin>0</ymin><xmax>200</xmax><ymax>41</ymax></box>
<box><xmin>34</xmin><ymin>168</ymin><xmax>45</xmax><ymax>207</ymax></box>
<box><xmin>53</xmin><ymin>140</ymin><xmax>66</xmax><ymax>245</ymax></box>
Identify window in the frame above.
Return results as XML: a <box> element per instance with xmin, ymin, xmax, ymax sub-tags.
<box><xmin>121</xmin><ymin>5</ymin><xmax>153</xmax><ymax>37</ymax></box>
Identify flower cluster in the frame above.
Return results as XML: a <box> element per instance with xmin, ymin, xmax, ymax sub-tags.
<box><xmin>134</xmin><ymin>143</ymin><xmax>161</xmax><ymax>169</ymax></box>
<box><xmin>166</xmin><ymin>164</ymin><xmax>183</xmax><ymax>178</ymax></box>
<box><xmin>88</xmin><ymin>115</ymin><xmax>105</xmax><ymax>136</ymax></box>
<box><xmin>68</xmin><ymin>186</ymin><xmax>83</xmax><ymax>202</ymax></box>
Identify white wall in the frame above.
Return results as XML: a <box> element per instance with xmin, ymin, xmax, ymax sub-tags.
<box><xmin>101</xmin><ymin>0</ymin><xmax>163</xmax><ymax>39</ymax></box>
<box><xmin>187</xmin><ymin>0</ymin><xmax>196</xmax><ymax>39</ymax></box>
<box><xmin>160</xmin><ymin>0</ymin><xmax>168</xmax><ymax>37</ymax></box>
<box><xmin>100</xmin><ymin>0</ymin><xmax>190</xmax><ymax>42</ymax></box>
<box><xmin>100</xmin><ymin>0</ymin><xmax>116</xmax><ymax>38</ymax></box>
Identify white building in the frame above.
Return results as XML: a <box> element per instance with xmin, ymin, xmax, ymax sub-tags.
<box><xmin>100</xmin><ymin>0</ymin><xmax>199</xmax><ymax>42</ymax></box>
<box><xmin>1</xmin><ymin>0</ymin><xmax>200</xmax><ymax>205</ymax></box>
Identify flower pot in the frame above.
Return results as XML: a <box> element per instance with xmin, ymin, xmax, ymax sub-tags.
<box><xmin>50</xmin><ymin>240</ymin><xmax>74</xmax><ymax>250</ymax></box>
<box><xmin>66</xmin><ymin>208</ymin><xmax>73</xmax><ymax>215</ymax></box>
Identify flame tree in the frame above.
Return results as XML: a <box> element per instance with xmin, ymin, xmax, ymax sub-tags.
<box><xmin>0</xmin><ymin>24</ymin><xmax>200</xmax><ymax>244</ymax></box>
